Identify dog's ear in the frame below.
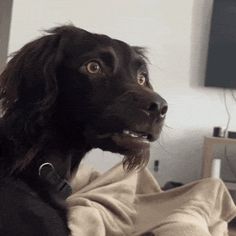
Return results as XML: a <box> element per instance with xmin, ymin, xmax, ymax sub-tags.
<box><xmin>0</xmin><ymin>32</ymin><xmax>63</xmax><ymax>114</ymax></box>
<box><xmin>0</xmin><ymin>30</ymin><xmax>66</xmax><ymax>148</ymax></box>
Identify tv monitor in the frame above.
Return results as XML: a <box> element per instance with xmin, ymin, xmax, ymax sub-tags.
<box><xmin>205</xmin><ymin>0</ymin><xmax>236</xmax><ymax>89</ymax></box>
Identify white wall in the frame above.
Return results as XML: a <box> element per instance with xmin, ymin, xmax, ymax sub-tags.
<box><xmin>0</xmin><ymin>0</ymin><xmax>13</xmax><ymax>71</ymax></box>
<box><xmin>8</xmin><ymin>0</ymin><xmax>236</xmax><ymax>185</ymax></box>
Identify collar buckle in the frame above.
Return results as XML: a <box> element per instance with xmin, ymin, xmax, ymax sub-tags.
<box><xmin>39</xmin><ymin>162</ymin><xmax>72</xmax><ymax>199</ymax></box>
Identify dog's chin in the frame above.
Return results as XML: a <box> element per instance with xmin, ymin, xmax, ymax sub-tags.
<box><xmin>111</xmin><ymin>133</ymin><xmax>151</xmax><ymax>170</ymax></box>
<box><xmin>84</xmin><ymin>129</ymin><xmax>152</xmax><ymax>170</ymax></box>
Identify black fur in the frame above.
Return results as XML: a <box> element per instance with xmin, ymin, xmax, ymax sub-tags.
<box><xmin>0</xmin><ymin>25</ymin><xmax>167</xmax><ymax>235</ymax></box>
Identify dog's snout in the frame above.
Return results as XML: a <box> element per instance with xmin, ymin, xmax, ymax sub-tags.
<box><xmin>147</xmin><ymin>99</ymin><xmax>168</xmax><ymax>118</ymax></box>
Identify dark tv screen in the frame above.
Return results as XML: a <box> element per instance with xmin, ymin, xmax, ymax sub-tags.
<box><xmin>205</xmin><ymin>0</ymin><xmax>236</xmax><ymax>89</ymax></box>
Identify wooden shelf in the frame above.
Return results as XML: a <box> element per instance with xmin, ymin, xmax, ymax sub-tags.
<box><xmin>204</xmin><ymin>136</ymin><xmax>236</xmax><ymax>145</ymax></box>
<box><xmin>201</xmin><ymin>136</ymin><xmax>236</xmax><ymax>178</ymax></box>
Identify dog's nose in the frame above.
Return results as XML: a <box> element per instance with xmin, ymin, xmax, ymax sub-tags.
<box><xmin>147</xmin><ymin>99</ymin><xmax>168</xmax><ymax>118</ymax></box>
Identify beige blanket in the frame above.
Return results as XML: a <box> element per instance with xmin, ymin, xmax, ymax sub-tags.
<box><xmin>67</xmin><ymin>163</ymin><xmax>236</xmax><ymax>236</ymax></box>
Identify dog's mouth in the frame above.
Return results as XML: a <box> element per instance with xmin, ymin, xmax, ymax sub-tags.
<box><xmin>97</xmin><ymin>130</ymin><xmax>149</xmax><ymax>142</ymax></box>
<box><xmin>83</xmin><ymin>124</ymin><xmax>162</xmax><ymax>170</ymax></box>
<box><xmin>96</xmin><ymin>129</ymin><xmax>153</xmax><ymax>151</ymax></box>
<box><xmin>92</xmin><ymin>128</ymin><xmax>154</xmax><ymax>170</ymax></box>
<box><xmin>120</xmin><ymin>130</ymin><xmax>150</xmax><ymax>141</ymax></box>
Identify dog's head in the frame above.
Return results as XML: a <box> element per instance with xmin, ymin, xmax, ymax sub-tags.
<box><xmin>0</xmin><ymin>25</ymin><xmax>167</xmax><ymax>172</ymax></box>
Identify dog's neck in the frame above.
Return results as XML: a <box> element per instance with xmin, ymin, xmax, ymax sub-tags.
<box><xmin>20</xmin><ymin>147</ymin><xmax>90</xmax><ymax>203</ymax></box>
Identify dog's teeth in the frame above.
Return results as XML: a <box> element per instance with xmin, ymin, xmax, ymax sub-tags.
<box><xmin>130</xmin><ymin>133</ymin><xmax>139</xmax><ymax>138</ymax></box>
<box><xmin>123</xmin><ymin>130</ymin><xmax>130</xmax><ymax>135</ymax></box>
<box><xmin>122</xmin><ymin>130</ymin><xmax>150</xmax><ymax>143</ymax></box>
<box><xmin>142</xmin><ymin>140</ymin><xmax>150</xmax><ymax>144</ymax></box>
<box><xmin>123</xmin><ymin>130</ymin><xmax>138</xmax><ymax>137</ymax></box>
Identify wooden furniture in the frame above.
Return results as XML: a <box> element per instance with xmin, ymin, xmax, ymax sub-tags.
<box><xmin>201</xmin><ymin>136</ymin><xmax>236</xmax><ymax>191</ymax></box>
<box><xmin>202</xmin><ymin>136</ymin><xmax>236</xmax><ymax>234</ymax></box>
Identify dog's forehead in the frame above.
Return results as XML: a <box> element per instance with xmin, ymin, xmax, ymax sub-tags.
<box><xmin>60</xmin><ymin>27</ymin><xmax>147</xmax><ymax>71</ymax></box>
<box><xmin>70</xmin><ymin>29</ymin><xmax>143</xmax><ymax>61</ymax></box>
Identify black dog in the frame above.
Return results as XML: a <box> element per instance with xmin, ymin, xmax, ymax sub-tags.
<box><xmin>0</xmin><ymin>25</ymin><xmax>167</xmax><ymax>235</ymax></box>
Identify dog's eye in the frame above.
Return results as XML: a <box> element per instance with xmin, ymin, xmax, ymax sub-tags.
<box><xmin>86</xmin><ymin>61</ymin><xmax>101</xmax><ymax>74</ymax></box>
<box><xmin>137</xmin><ymin>72</ymin><xmax>147</xmax><ymax>86</ymax></box>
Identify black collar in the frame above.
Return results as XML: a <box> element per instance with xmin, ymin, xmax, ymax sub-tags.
<box><xmin>38</xmin><ymin>162</ymin><xmax>72</xmax><ymax>199</ymax></box>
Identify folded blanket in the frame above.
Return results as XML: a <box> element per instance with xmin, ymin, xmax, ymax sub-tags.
<box><xmin>67</xmin><ymin>163</ymin><xmax>236</xmax><ymax>236</ymax></box>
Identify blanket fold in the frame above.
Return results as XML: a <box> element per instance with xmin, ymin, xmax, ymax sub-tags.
<box><xmin>67</xmin><ymin>163</ymin><xmax>236</xmax><ymax>236</ymax></box>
